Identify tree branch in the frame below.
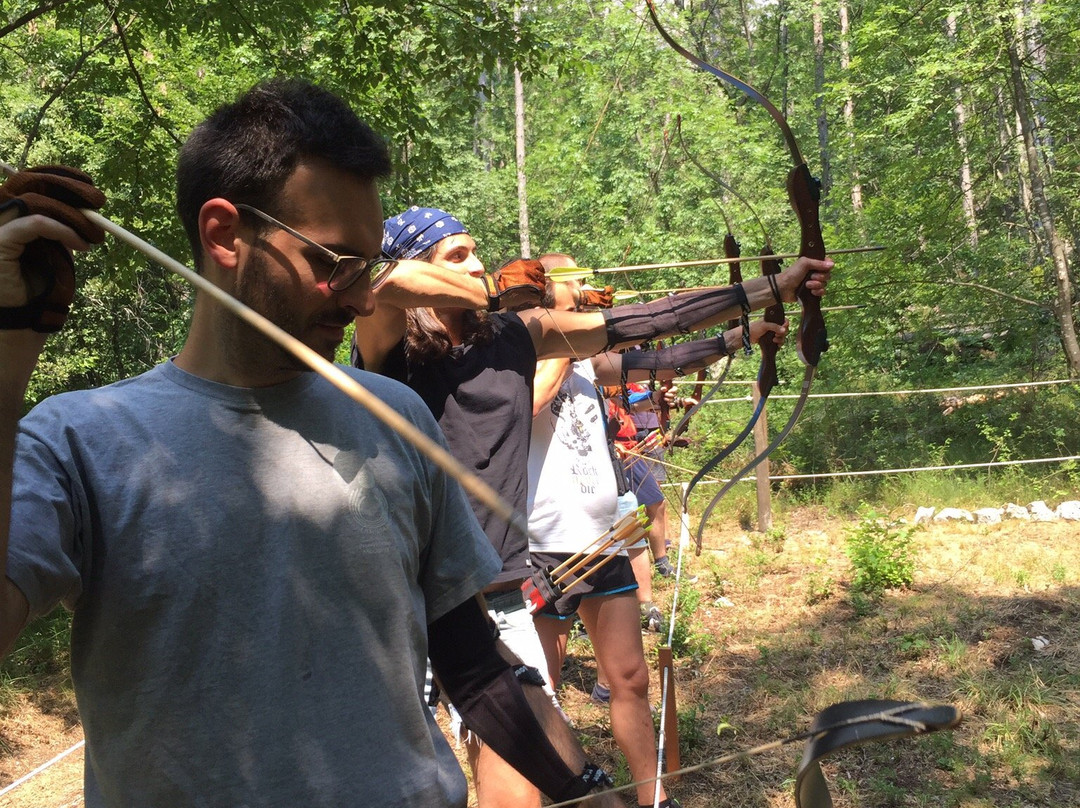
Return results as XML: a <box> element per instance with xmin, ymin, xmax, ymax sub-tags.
<box><xmin>0</xmin><ymin>0</ymin><xmax>74</xmax><ymax>40</ymax></box>
<box><xmin>845</xmin><ymin>278</ymin><xmax>1046</xmax><ymax>310</ymax></box>
<box><xmin>19</xmin><ymin>29</ymin><xmax>119</xmax><ymax>166</ymax></box>
<box><xmin>107</xmin><ymin>6</ymin><xmax>183</xmax><ymax>148</ymax></box>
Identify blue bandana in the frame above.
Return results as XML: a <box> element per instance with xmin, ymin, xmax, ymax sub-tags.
<box><xmin>382</xmin><ymin>206</ymin><xmax>468</xmax><ymax>260</ymax></box>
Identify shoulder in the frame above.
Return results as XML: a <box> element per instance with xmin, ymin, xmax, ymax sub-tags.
<box><xmin>21</xmin><ymin>366</ymin><xmax>162</xmax><ymax>427</ymax></box>
<box><xmin>331</xmin><ymin>364</ymin><xmax>441</xmax><ymax>431</ymax></box>
<box><xmin>488</xmin><ymin>311</ymin><xmax>527</xmax><ymax>339</ymax></box>
<box><xmin>486</xmin><ymin>312</ymin><xmax>537</xmax><ymax>363</ymax></box>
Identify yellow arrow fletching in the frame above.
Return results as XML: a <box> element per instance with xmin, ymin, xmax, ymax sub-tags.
<box><xmin>544</xmin><ymin>265</ymin><xmax>594</xmax><ymax>281</ymax></box>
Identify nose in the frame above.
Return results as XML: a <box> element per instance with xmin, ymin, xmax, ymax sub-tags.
<box><xmin>340</xmin><ymin>277</ymin><xmax>376</xmax><ymax>318</ymax></box>
<box><xmin>464</xmin><ymin>255</ymin><xmax>486</xmax><ymax>277</ymax></box>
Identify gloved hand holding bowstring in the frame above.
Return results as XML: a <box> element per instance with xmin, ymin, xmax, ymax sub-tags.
<box><xmin>0</xmin><ymin>165</ymin><xmax>107</xmax><ymax>333</ymax></box>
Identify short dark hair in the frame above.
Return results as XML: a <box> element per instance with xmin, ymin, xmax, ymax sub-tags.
<box><xmin>176</xmin><ymin>78</ymin><xmax>391</xmax><ymax>269</ymax></box>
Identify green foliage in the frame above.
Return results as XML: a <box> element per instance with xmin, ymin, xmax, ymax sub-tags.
<box><xmin>844</xmin><ymin>509</ymin><xmax>916</xmax><ymax>613</ymax></box>
<box><xmin>0</xmin><ymin>611</ymin><xmax>72</xmax><ymax>705</ymax></box>
<box><xmin>669</xmin><ymin>587</ymin><xmax>713</xmax><ymax>661</ymax></box>
<box><xmin>804</xmin><ymin>564</ymin><xmax>835</xmax><ymax>605</ymax></box>
<box><xmin>676</xmin><ymin>704</ymin><xmax>707</xmax><ymax>754</ymax></box>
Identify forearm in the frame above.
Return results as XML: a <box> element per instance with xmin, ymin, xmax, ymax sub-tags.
<box><xmin>0</xmin><ymin>332</ymin><xmax>44</xmax><ymax>655</ymax></box>
<box><xmin>533</xmin><ymin>358</ymin><xmax>573</xmax><ymax>417</ymax></box>
<box><xmin>593</xmin><ymin>337</ymin><xmax>733</xmax><ymax>386</ymax></box>
<box><xmin>429</xmin><ymin>597</ymin><xmax>619</xmax><ymax>804</ymax></box>
<box><xmin>373</xmin><ymin>259</ymin><xmax>488</xmax><ymax>310</ymax></box>
<box><xmin>601</xmin><ymin>279</ymin><xmax>775</xmax><ymax>350</ymax></box>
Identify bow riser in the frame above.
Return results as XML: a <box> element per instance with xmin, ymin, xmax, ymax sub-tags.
<box><xmin>756</xmin><ymin>252</ymin><xmax>785</xmax><ymax>399</ymax></box>
<box><xmin>787</xmin><ymin>164</ymin><xmax>829</xmax><ymax>367</ymax></box>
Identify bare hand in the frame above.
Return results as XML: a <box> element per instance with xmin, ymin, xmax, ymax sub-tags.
<box><xmin>775</xmin><ymin>256</ymin><xmax>833</xmax><ymax>302</ymax></box>
<box><xmin>748</xmin><ymin>318</ymin><xmax>789</xmax><ymax>347</ymax></box>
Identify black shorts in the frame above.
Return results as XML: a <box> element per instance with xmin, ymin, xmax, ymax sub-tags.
<box><xmin>530</xmin><ymin>550</ymin><xmax>638</xmax><ymax>620</ymax></box>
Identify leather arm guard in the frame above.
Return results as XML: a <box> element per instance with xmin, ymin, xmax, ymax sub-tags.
<box><xmin>579</xmin><ymin>285</ymin><xmax>614</xmax><ymax>309</ymax></box>
<box><xmin>601</xmin><ymin>285</ymin><xmax>744</xmax><ymax>349</ymax></box>
<box><xmin>428</xmin><ymin>597</ymin><xmax>607</xmax><ymax>803</ymax></box>
<box><xmin>620</xmin><ymin>336</ymin><xmax>732</xmax><ymax>376</ymax></box>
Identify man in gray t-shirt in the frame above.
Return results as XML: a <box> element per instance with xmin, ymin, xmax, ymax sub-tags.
<box><xmin>0</xmin><ymin>80</ymin><xmax>624</xmax><ymax>808</ymax></box>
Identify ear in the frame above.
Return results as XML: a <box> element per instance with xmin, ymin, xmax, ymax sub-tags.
<box><xmin>198</xmin><ymin>198</ymin><xmax>243</xmax><ymax>271</ymax></box>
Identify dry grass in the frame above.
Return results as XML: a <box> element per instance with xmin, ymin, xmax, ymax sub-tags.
<box><xmin>1</xmin><ymin>509</ymin><xmax>1077</xmax><ymax>808</ymax></box>
<box><xmin>555</xmin><ymin>511</ymin><xmax>1080</xmax><ymax>808</ymax></box>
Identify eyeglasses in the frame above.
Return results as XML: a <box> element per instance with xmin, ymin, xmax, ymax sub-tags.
<box><xmin>235</xmin><ymin>203</ymin><xmax>396</xmax><ymax>292</ymax></box>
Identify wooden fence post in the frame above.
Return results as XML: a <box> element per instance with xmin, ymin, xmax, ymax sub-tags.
<box><xmin>752</xmin><ymin>385</ymin><xmax>772</xmax><ymax>531</ymax></box>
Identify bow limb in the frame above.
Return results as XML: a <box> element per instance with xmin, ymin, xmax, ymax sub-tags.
<box><xmin>645</xmin><ymin>4</ymin><xmax>829</xmax><ymax>369</ymax></box>
<box><xmin>673</xmin><ymin>121</ymin><xmax>790</xmax><ymax>547</ymax></box>
<box><xmin>690</xmin><ymin>191</ymin><xmax>827</xmax><ymax>546</ymax></box>
<box><xmin>664</xmin><ymin>165</ymin><xmax>740</xmax><ymax>448</ymax></box>
<box><xmin>646</xmin><ymin>4</ymin><xmax>830</xmax><ymax>545</ymax></box>
<box><xmin>664</xmin><ymin>225</ymin><xmax>740</xmax><ymax>472</ymax></box>
<box><xmin>644</xmin><ymin>1</ymin><xmax>804</xmax><ymax>164</ymax></box>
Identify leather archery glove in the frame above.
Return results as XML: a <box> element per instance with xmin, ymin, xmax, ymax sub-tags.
<box><xmin>579</xmin><ymin>285</ymin><xmax>614</xmax><ymax>309</ymax></box>
<box><xmin>0</xmin><ymin>165</ymin><xmax>106</xmax><ymax>332</ymax></box>
<box><xmin>484</xmin><ymin>257</ymin><xmax>546</xmax><ymax>311</ymax></box>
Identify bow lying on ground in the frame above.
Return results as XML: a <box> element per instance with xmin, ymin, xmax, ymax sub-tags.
<box><xmin>544</xmin><ymin>698</ymin><xmax>961</xmax><ymax>808</ymax></box>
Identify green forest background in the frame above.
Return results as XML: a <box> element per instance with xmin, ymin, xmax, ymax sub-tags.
<box><xmin>2</xmin><ymin>0</ymin><xmax>1078</xmax><ymax>509</ymax></box>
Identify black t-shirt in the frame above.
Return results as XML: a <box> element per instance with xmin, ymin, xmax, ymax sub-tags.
<box><xmin>353</xmin><ymin>313</ymin><xmax>537</xmax><ymax>583</ymax></box>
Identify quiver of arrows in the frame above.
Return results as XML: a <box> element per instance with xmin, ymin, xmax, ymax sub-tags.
<box><xmin>520</xmin><ymin>508</ymin><xmax>651</xmax><ymax>615</ymax></box>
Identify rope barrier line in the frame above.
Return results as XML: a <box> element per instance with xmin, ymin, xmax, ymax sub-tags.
<box><xmin>663</xmin><ymin>454</ymin><xmax>1080</xmax><ymax>488</ymax></box>
<box><xmin>0</xmin><ymin>739</ymin><xmax>84</xmax><ymax>797</ymax></box>
<box><xmin>693</xmin><ymin>378</ymin><xmax>1078</xmax><ymax>405</ymax></box>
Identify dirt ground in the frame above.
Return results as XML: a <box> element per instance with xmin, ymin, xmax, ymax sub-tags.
<box><xmin>1</xmin><ymin>508</ymin><xmax>1077</xmax><ymax>807</ymax></box>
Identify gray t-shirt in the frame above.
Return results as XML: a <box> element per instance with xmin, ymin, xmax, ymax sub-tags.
<box><xmin>9</xmin><ymin>360</ymin><xmax>500</xmax><ymax>807</ymax></box>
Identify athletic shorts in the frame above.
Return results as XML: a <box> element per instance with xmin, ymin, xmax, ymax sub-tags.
<box><xmin>624</xmin><ymin>456</ymin><xmax>664</xmax><ymax>506</ymax></box>
<box><xmin>530</xmin><ymin>551</ymin><xmax>638</xmax><ymax>620</ymax></box>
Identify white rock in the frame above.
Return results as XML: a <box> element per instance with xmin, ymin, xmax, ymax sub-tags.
<box><xmin>1055</xmin><ymin>501</ymin><xmax>1080</xmax><ymax>521</ymax></box>
<box><xmin>974</xmin><ymin>508</ymin><xmax>1003</xmax><ymax>524</ymax></box>
<box><xmin>934</xmin><ymin>508</ymin><xmax>974</xmax><ymax>523</ymax></box>
<box><xmin>1028</xmin><ymin>500</ymin><xmax>1058</xmax><ymax>522</ymax></box>
<box><xmin>1003</xmin><ymin>503</ymin><xmax>1030</xmax><ymax>520</ymax></box>
<box><xmin>914</xmin><ymin>506</ymin><xmax>936</xmax><ymax>524</ymax></box>
<box><xmin>1031</xmin><ymin>635</ymin><xmax>1050</xmax><ymax>651</ymax></box>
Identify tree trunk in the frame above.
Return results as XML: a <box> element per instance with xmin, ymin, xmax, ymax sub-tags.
<box><xmin>838</xmin><ymin>0</ymin><xmax>862</xmax><ymax>215</ymax></box>
<box><xmin>947</xmin><ymin>13</ymin><xmax>978</xmax><ymax>248</ymax></box>
<box><xmin>778</xmin><ymin>0</ymin><xmax>790</xmax><ymax>117</ymax></box>
<box><xmin>514</xmin><ymin>63</ymin><xmax>531</xmax><ymax>257</ymax></box>
<box><xmin>1004</xmin><ymin>16</ymin><xmax>1080</xmax><ymax>375</ymax></box>
<box><xmin>513</xmin><ymin>5</ymin><xmax>531</xmax><ymax>257</ymax></box>
<box><xmin>812</xmin><ymin>0</ymin><xmax>830</xmax><ymax>201</ymax></box>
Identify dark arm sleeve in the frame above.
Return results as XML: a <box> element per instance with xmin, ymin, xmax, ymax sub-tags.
<box><xmin>428</xmin><ymin>597</ymin><xmax>595</xmax><ymax>803</ymax></box>
<box><xmin>602</xmin><ymin>286</ymin><xmax>743</xmax><ymax>349</ymax></box>
<box><xmin>620</xmin><ymin>336</ymin><xmax>730</xmax><ymax>375</ymax></box>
